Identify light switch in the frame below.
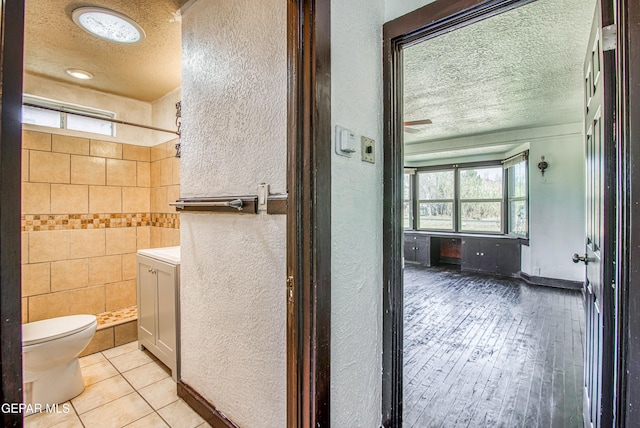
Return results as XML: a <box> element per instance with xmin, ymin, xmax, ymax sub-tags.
<box><xmin>335</xmin><ymin>125</ymin><xmax>357</xmax><ymax>157</ymax></box>
<box><xmin>361</xmin><ymin>136</ymin><xmax>375</xmax><ymax>163</ymax></box>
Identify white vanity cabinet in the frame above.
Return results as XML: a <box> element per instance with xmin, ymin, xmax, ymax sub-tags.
<box><xmin>137</xmin><ymin>246</ymin><xmax>180</xmax><ymax>381</ymax></box>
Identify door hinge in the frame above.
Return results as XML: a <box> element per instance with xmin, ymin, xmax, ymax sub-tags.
<box><xmin>603</xmin><ymin>24</ymin><xmax>616</xmax><ymax>51</ymax></box>
<box><xmin>287</xmin><ymin>276</ymin><xmax>295</xmax><ymax>302</ymax></box>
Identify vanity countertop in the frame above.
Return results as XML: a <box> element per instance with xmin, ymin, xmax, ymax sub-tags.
<box><xmin>137</xmin><ymin>246</ymin><xmax>181</xmax><ymax>265</ymax></box>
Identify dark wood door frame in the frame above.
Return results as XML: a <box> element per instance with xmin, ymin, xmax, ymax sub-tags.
<box><xmin>0</xmin><ymin>0</ymin><xmax>25</xmax><ymax>426</ymax></box>
<box><xmin>615</xmin><ymin>0</ymin><xmax>640</xmax><ymax>425</ymax></box>
<box><xmin>287</xmin><ymin>1</ymin><xmax>331</xmax><ymax>427</ymax></box>
<box><xmin>381</xmin><ymin>0</ymin><xmax>638</xmax><ymax>426</ymax></box>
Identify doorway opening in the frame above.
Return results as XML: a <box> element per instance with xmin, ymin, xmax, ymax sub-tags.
<box><xmin>382</xmin><ymin>0</ymin><xmax>611</xmax><ymax>426</ymax></box>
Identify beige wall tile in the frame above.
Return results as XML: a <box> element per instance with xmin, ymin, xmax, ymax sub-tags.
<box><xmin>71</xmin><ymin>155</ymin><xmax>106</xmax><ymax>185</ymax></box>
<box><xmin>107</xmin><ymin>159</ymin><xmax>137</xmax><ymax>187</ymax></box>
<box><xmin>52</xmin><ymin>135</ymin><xmax>90</xmax><ymax>155</ymax></box>
<box><xmin>151</xmin><ymin>187</ymin><xmax>167</xmax><ymax>213</ymax></box>
<box><xmin>150</xmin><ymin>160</ymin><xmax>161</xmax><ymax>188</ymax></box>
<box><xmin>137</xmin><ymin>227</ymin><xmax>151</xmax><ymax>250</ymax></box>
<box><xmin>22</xmin><ymin>232</ymin><xmax>28</xmax><ymax>264</ymax></box>
<box><xmin>23</xmin><ymin>130</ymin><xmax>51</xmax><ymax>151</ymax></box>
<box><xmin>70</xmin><ymin>286</ymin><xmax>106</xmax><ymax>315</ymax></box>
<box><xmin>28</xmin><ymin>291</ymin><xmax>70</xmax><ymax>322</ymax></box>
<box><xmin>106</xmin><ymin>280</ymin><xmax>136</xmax><ymax>311</ymax></box>
<box><xmin>90</xmin><ymin>140</ymin><xmax>122</xmax><ymax>159</ymax></box>
<box><xmin>170</xmin><ymin>229</ymin><xmax>180</xmax><ymax>246</ymax></box>
<box><xmin>122</xmin><ymin>187</ymin><xmax>150</xmax><ymax>213</ymax></box>
<box><xmin>150</xmin><ymin>144</ymin><xmax>166</xmax><ymax>162</ymax></box>
<box><xmin>137</xmin><ymin>162</ymin><xmax>150</xmax><ymax>187</ymax></box>
<box><xmin>160</xmin><ymin>228</ymin><xmax>175</xmax><ymax>247</ymax></box>
<box><xmin>123</xmin><ymin>144</ymin><xmax>151</xmax><ymax>162</ymax></box>
<box><xmin>166</xmin><ymin>186</ymin><xmax>180</xmax><ymax>213</ymax></box>
<box><xmin>29</xmin><ymin>230</ymin><xmax>69</xmax><ymax>263</ymax></box>
<box><xmin>51</xmin><ymin>258</ymin><xmax>89</xmax><ymax>291</ymax></box>
<box><xmin>159</xmin><ymin>158</ymin><xmax>173</xmax><ymax>187</ymax></box>
<box><xmin>80</xmin><ymin>328</ymin><xmax>114</xmax><ymax>357</ymax></box>
<box><xmin>22</xmin><ymin>262</ymin><xmax>50</xmax><ymax>297</ymax></box>
<box><xmin>122</xmin><ymin>253</ymin><xmax>137</xmax><ymax>281</ymax></box>
<box><xmin>22</xmin><ymin>298</ymin><xmax>28</xmax><ymax>324</ymax></box>
<box><xmin>172</xmin><ymin>157</ymin><xmax>180</xmax><ymax>185</ymax></box>
<box><xmin>30</xmin><ymin>151</ymin><xmax>70</xmax><ymax>184</ymax></box>
<box><xmin>69</xmin><ymin>229</ymin><xmax>106</xmax><ymax>259</ymax></box>
<box><xmin>150</xmin><ymin>227</ymin><xmax>162</xmax><ymax>248</ymax></box>
<box><xmin>89</xmin><ymin>186</ymin><xmax>122</xmax><ymax>213</ymax></box>
<box><xmin>106</xmin><ymin>228</ymin><xmax>137</xmax><ymax>255</ymax></box>
<box><xmin>89</xmin><ymin>255</ymin><xmax>122</xmax><ymax>286</ymax></box>
<box><xmin>164</xmin><ymin>140</ymin><xmax>178</xmax><ymax>158</ymax></box>
<box><xmin>114</xmin><ymin>321</ymin><xmax>137</xmax><ymax>346</ymax></box>
<box><xmin>22</xmin><ymin>182</ymin><xmax>50</xmax><ymax>214</ymax></box>
<box><xmin>22</xmin><ymin>150</ymin><xmax>29</xmax><ymax>181</ymax></box>
<box><xmin>51</xmin><ymin>184</ymin><xmax>88</xmax><ymax>214</ymax></box>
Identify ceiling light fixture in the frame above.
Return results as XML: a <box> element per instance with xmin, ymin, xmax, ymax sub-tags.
<box><xmin>65</xmin><ymin>68</ymin><xmax>94</xmax><ymax>80</ymax></box>
<box><xmin>72</xmin><ymin>7</ymin><xmax>145</xmax><ymax>44</ymax></box>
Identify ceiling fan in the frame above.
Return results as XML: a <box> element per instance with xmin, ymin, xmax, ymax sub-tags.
<box><xmin>403</xmin><ymin>119</ymin><xmax>432</xmax><ymax>134</ymax></box>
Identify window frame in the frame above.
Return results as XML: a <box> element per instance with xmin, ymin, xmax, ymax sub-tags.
<box><xmin>416</xmin><ymin>168</ymin><xmax>456</xmax><ymax>232</ymax></box>
<box><xmin>22</xmin><ymin>95</ymin><xmax>116</xmax><ymax>137</ymax></box>
<box><xmin>505</xmin><ymin>152</ymin><xmax>529</xmax><ymax>238</ymax></box>
<box><xmin>409</xmin><ymin>157</ymin><xmax>529</xmax><ymax>237</ymax></box>
<box><xmin>457</xmin><ymin>165</ymin><xmax>505</xmax><ymax>234</ymax></box>
<box><xmin>403</xmin><ymin>169</ymin><xmax>415</xmax><ymax>230</ymax></box>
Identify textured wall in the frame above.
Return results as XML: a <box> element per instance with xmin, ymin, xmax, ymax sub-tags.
<box><xmin>180</xmin><ymin>1</ymin><xmax>287</xmax><ymax>427</ymax></box>
<box><xmin>331</xmin><ymin>0</ymin><xmax>384</xmax><ymax>426</ymax></box>
<box><xmin>526</xmin><ymin>132</ymin><xmax>585</xmax><ymax>281</ymax></box>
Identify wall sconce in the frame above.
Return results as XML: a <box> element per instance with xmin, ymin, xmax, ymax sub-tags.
<box><xmin>538</xmin><ymin>156</ymin><xmax>548</xmax><ymax>176</ymax></box>
<box><xmin>175</xmin><ymin>101</ymin><xmax>182</xmax><ymax>158</ymax></box>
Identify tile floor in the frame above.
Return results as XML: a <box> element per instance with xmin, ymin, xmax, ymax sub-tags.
<box><xmin>24</xmin><ymin>341</ymin><xmax>210</xmax><ymax>428</ymax></box>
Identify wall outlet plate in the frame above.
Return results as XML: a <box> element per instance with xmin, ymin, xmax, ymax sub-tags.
<box><xmin>361</xmin><ymin>136</ymin><xmax>375</xmax><ymax>163</ymax></box>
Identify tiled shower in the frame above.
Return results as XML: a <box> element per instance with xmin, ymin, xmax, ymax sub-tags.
<box><xmin>21</xmin><ymin>129</ymin><xmax>179</xmax><ymax>353</ymax></box>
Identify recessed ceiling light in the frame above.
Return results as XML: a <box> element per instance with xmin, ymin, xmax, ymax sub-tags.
<box><xmin>65</xmin><ymin>68</ymin><xmax>94</xmax><ymax>80</ymax></box>
<box><xmin>72</xmin><ymin>7</ymin><xmax>145</xmax><ymax>44</ymax></box>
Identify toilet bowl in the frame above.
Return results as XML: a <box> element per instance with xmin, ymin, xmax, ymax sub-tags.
<box><xmin>22</xmin><ymin>314</ymin><xmax>97</xmax><ymax>413</ymax></box>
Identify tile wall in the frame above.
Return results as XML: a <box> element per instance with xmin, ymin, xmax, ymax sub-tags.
<box><xmin>21</xmin><ymin>130</ymin><xmax>180</xmax><ymax>324</ymax></box>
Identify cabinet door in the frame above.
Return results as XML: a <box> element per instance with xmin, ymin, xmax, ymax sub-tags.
<box><xmin>495</xmin><ymin>241</ymin><xmax>520</xmax><ymax>275</ymax></box>
<box><xmin>404</xmin><ymin>235</ymin><xmax>417</xmax><ymax>262</ymax></box>
<box><xmin>415</xmin><ymin>236</ymin><xmax>431</xmax><ymax>266</ymax></box>
<box><xmin>155</xmin><ymin>260</ymin><xmax>177</xmax><ymax>361</ymax></box>
<box><xmin>461</xmin><ymin>239</ymin><xmax>481</xmax><ymax>271</ymax></box>
<box><xmin>137</xmin><ymin>256</ymin><xmax>156</xmax><ymax>344</ymax></box>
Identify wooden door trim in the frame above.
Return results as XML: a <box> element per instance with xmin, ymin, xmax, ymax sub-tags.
<box><xmin>615</xmin><ymin>0</ymin><xmax>640</xmax><ymax>425</ymax></box>
<box><xmin>0</xmin><ymin>0</ymin><xmax>25</xmax><ymax>426</ymax></box>
<box><xmin>382</xmin><ymin>1</ymin><xmax>551</xmax><ymax>426</ymax></box>
<box><xmin>287</xmin><ymin>1</ymin><xmax>331</xmax><ymax>427</ymax></box>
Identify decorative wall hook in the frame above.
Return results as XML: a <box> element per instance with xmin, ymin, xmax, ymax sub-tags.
<box><xmin>538</xmin><ymin>156</ymin><xmax>548</xmax><ymax>176</ymax></box>
<box><xmin>175</xmin><ymin>101</ymin><xmax>182</xmax><ymax>158</ymax></box>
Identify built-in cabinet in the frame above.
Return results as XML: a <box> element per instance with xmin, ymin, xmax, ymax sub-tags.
<box><xmin>404</xmin><ymin>232</ymin><xmax>522</xmax><ymax>277</ymax></box>
<box><xmin>137</xmin><ymin>247</ymin><xmax>180</xmax><ymax>381</ymax></box>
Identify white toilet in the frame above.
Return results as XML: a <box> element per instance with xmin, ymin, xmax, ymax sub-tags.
<box><xmin>22</xmin><ymin>315</ymin><xmax>97</xmax><ymax>412</ymax></box>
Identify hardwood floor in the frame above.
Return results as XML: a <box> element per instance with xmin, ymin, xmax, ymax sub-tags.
<box><xmin>403</xmin><ymin>265</ymin><xmax>585</xmax><ymax>428</ymax></box>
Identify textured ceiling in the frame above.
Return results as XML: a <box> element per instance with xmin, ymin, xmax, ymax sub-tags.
<box><xmin>24</xmin><ymin>0</ymin><xmax>190</xmax><ymax>102</ymax></box>
<box><xmin>403</xmin><ymin>0</ymin><xmax>597</xmax><ymax>152</ymax></box>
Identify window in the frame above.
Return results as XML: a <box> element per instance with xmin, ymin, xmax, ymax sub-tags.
<box><xmin>403</xmin><ymin>172</ymin><xmax>414</xmax><ymax>229</ymax></box>
<box><xmin>417</xmin><ymin>170</ymin><xmax>455</xmax><ymax>231</ymax></box>
<box><xmin>506</xmin><ymin>154</ymin><xmax>528</xmax><ymax>237</ymax></box>
<box><xmin>22</xmin><ymin>95</ymin><xmax>115</xmax><ymax>136</ymax></box>
<box><xmin>410</xmin><ymin>155</ymin><xmax>529</xmax><ymax>236</ymax></box>
<box><xmin>459</xmin><ymin>166</ymin><xmax>503</xmax><ymax>232</ymax></box>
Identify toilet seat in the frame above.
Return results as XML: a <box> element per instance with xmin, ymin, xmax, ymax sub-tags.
<box><xmin>23</xmin><ymin>315</ymin><xmax>97</xmax><ymax>346</ymax></box>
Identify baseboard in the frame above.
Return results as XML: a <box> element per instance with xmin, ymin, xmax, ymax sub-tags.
<box><xmin>519</xmin><ymin>272</ymin><xmax>583</xmax><ymax>290</ymax></box>
<box><xmin>177</xmin><ymin>381</ymin><xmax>240</xmax><ymax>428</ymax></box>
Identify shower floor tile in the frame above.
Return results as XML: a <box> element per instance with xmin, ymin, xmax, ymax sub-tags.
<box><xmin>24</xmin><ymin>341</ymin><xmax>212</xmax><ymax>428</ymax></box>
